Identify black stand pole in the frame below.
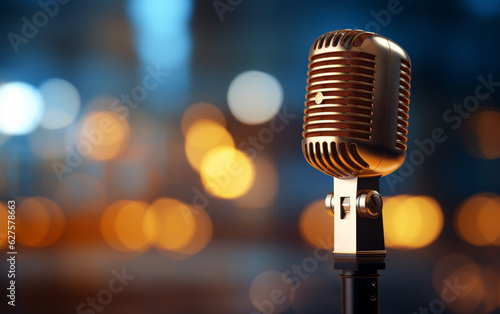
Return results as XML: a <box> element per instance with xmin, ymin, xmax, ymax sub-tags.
<box><xmin>340</xmin><ymin>270</ymin><xmax>380</xmax><ymax>314</ymax></box>
<box><xmin>334</xmin><ymin>253</ymin><xmax>385</xmax><ymax>314</ymax></box>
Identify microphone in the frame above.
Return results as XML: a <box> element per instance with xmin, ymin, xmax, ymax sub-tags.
<box><xmin>301</xmin><ymin>29</ymin><xmax>411</xmax><ymax>313</ymax></box>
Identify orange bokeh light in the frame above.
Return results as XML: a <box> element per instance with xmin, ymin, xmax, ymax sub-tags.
<box><xmin>148</xmin><ymin>198</ymin><xmax>197</xmax><ymax>251</ymax></box>
<box><xmin>383</xmin><ymin>195</ymin><xmax>443</xmax><ymax>249</ymax></box>
<box><xmin>200</xmin><ymin>147</ymin><xmax>255</xmax><ymax>199</ymax></box>
<box><xmin>299</xmin><ymin>199</ymin><xmax>334</xmax><ymax>250</ymax></box>
<box><xmin>181</xmin><ymin>102</ymin><xmax>226</xmax><ymax>136</ymax></box>
<box><xmin>185</xmin><ymin>119</ymin><xmax>234</xmax><ymax>172</ymax></box>
<box><xmin>0</xmin><ymin>203</ymin><xmax>8</xmax><ymax>250</ymax></box>
<box><xmin>454</xmin><ymin>193</ymin><xmax>500</xmax><ymax>246</ymax></box>
<box><xmin>16</xmin><ymin>198</ymin><xmax>50</xmax><ymax>247</ymax></box>
<box><xmin>114</xmin><ymin>201</ymin><xmax>155</xmax><ymax>252</ymax></box>
<box><xmin>78</xmin><ymin>111</ymin><xmax>130</xmax><ymax>161</ymax></box>
<box><xmin>465</xmin><ymin>109</ymin><xmax>500</xmax><ymax>159</ymax></box>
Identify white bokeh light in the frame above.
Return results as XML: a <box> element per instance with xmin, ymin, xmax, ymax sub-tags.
<box><xmin>0</xmin><ymin>82</ymin><xmax>44</xmax><ymax>135</ymax></box>
<box><xmin>40</xmin><ymin>78</ymin><xmax>80</xmax><ymax>130</ymax></box>
<box><xmin>227</xmin><ymin>70</ymin><xmax>283</xmax><ymax>125</ymax></box>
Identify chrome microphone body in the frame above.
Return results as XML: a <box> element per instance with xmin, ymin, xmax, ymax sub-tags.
<box><xmin>301</xmin><ymin>29</ymin><xmax>411</xmax><ymax>314</ymax></box>
<box><xmin>303</xmin><ymin>29</ymin><xmax>411</xmax><ymax>179</ymax></box>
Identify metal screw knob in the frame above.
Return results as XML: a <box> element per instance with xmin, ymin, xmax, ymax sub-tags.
<box><xmin>325</xmin><ymin>191</ymin><xmax>334</xmax><ymax>216</ymax></box>
<box><xmin>357</xmin><ymin>190</ymin><xmax>383</xmax><ymax>219</ymax></box>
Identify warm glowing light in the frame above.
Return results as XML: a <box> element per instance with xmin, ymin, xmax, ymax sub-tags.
<box><xmin>235</xmin><ymin>157</ymin><xmax>279</xmax><ymax>209</ymax></box>
<box><xmin>0</xmin><ymin>203</ymin><xmax>8</xmax><ymax>250</ymax></box>
<box><xmin>78</xmin><ymin>111</ymin><xmax>130</xmax><ymax>161</ymax></box>
<box><xmin>249</xmin><ymin>271</ymin><xmax>294</xmax><ymax>314</ymax></box>
<box><xmin>101</xmin><ymin>200</ymin><xmax>135</xmax><ymax>252</ymax></box>
<box><xmin>39</xmin><ymin>78</ymin><xmax>80</xmax><ymax>130</ymax></box>
<box><xmin>114</xmin><ymin>201</ymin><xmax>155</xmax><ymax>252</ymax></box>
<box><xmin>228</xmin><ymin>71</ymin><xmax>283</xmax><ymax>125</ymax></box>
<box><xmin>32</xmin><ymin>197</ymin><xmax>65</xmax><ymax>247</ymax></box>
<box><xmin>185</xmin><ymin>119</ymin><xmax>234</xmax><ymax>172</ymax></box>
<box><xmin>101</xmin><ymin>198</ymin><xmax>212</xmax><ymax>259</ymax></box>
<box><xmin>148</xmin><ymin>198</ymin><xmax>196</xmax><ymax>251</ymax></box>
<box><xmin>181</xmin><ymin>102</ymin><xmax>226</xmax><ymax>136</ymax></box>
<box><xmin>454</xmin><ymin>193</ymin><xmax>500</xmax><ymax>246</ymax></box>
<box><xmin>200</xmin><ymin>147</ymin><xmax>255</xmax><ymax>199</ymax></box>
<box><xmin>159</xmin><ymin>202</ymin><xmax>213</xmax><ymax>260</ymax></box>
<box><xmin>0</xmin><ymin>82</ymin><xmax>44</xmax><ymax>135</ymax></box>
<box><xmin>299</xmin><ymin>199</ymin><xmax>334</xmax><ymax>250</ymax></box>
<box><xmin>13</xmin><ymin>197</ymin><xmax>64</xmax><ymax>248</ymax></box>
<box><xmin>464</xmin><ymin>109</ymin><xmax>500</xmax><ymax>159</ymax></box>
<box><xmin>16</xmin><ymin>198</ymin><xmax>51</xmax><ymax>247</ymax></box>
<box><xmin>383</xmin><ymin>195</ymin><xmax>443</xmax><ymax>249</ymax></box>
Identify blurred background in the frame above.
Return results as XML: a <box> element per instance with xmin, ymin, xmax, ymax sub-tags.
<box><xmin>0</xmin><ymin>0</ymin><xmax>500</xmax><ymax>313</ymax></box>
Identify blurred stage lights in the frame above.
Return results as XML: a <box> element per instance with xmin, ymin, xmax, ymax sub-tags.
<box><xmin>185</xmin><ymin>119</ymin><xmax>234</xmax><ymax>172</ymax></box>
<box><xmin>464</xmin><ymin>109</ymin><xmax>500</xmax><ymax>160</ymax></box>
<box><xmin>15</xmin><ymin>197</ymin><xmax>65</xmax><ymax>248</ymax></box>
<box><xmin>0</xmin><ymin>203</ymin><xmax>8</xmax><ymax>250</ymax></box>
<box><xmin>299</xmin><ymin>199</ymin><xmax>335</xmax><ymax>250</ymax></box>
<box><xmin>181</xmin><ymin>102</ymin><xmax>226</xmax><ymax>136</ymax></box>
<box><xmin>200</xmin><ymin>146</ymin><xmax>256</xmax><ymax>199</ymax></box>
<box><xmin>101</xmin><ymin>198</ymin><xmax>213</xmax><ymax>259</ymax></box>
<box><xmin>454</xmin><ymin>193</ymin><xmax>500</xmax><ymax>246</ymax></box>
<box><xmin>299</xmin><ymin>195</ymin><xmax>443</xmax><ymax>250</ymax></box>
<box><xmin>39</xmin><ymin>78</ymin><xmax>80</xmax><ymax>130</ymax></box>
<box><xmin>227</xmin><ymin>70</ymin><xmax>283</xmax><ymax>125</ymax></box>
<box><xmin>0</xmin><ymin>82</ymin><xmax>44</xmax><ymax>135</ymax></box>
<box><xmin>78</xmin><ymin>111</ymin><xmax>130</xmax><ymax>161</ymax></box>
<box><xmin>383</xmin><ymin>195</ymin><xmax>444</xmax><ymax>249</ymax></box>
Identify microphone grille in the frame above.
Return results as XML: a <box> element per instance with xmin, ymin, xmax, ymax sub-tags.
<box><xmin>397</xmin><ymin>58</ymin><xmax>411</xmax><ymax>151</ymax></box>
<box><xmin>303</xmin><ymin>31</ymin><xmax>376</xmax><ymax>141</ymax></box>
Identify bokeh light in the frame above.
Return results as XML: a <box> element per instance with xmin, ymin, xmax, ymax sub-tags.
<box><xmin>454</xmin><ymin>193</ymin><xmax>500</xmax><ymax>246</ymax></box>
<box><xmin>101</xmin><ymin>200</ymin><xmax>137</xmax><ymax>252</ymax></box>
<box><xmin>227</xmin><ymin>71</ymin><xmax>283</xmax><ymax>125</ymax></box>
<box><xmin>185</xmin><ymin>119</ymin><xmax>234</xmax><ymax>172</ymax></box>
<box><xmin>39</xmin><ymin>78</ymin><xmax>80</xmax><ymax>130</ymax></box>
<box><xmin>0</xmin><ymin>82</ymin><xmax>44</xmax><ymax>135</ymax></box>
<box><xmin>158</xmin><ymin>202</ymin><xmax>213</xmax><ymax>260</ymax></box>
<box><xmin>16</xmin><ymin>197</ymin><xmax>65</xmax><ymax>248</ymax></box>
<box><xmin>299</xmin><ymin>199</ymin><xmax>334</xmax><ymax>250</ymax></box>
<box><xmin>249</xmin><ymin>270</ymin><xmax>294</xmax><ymax>314</ymax></box>
<box><xmin>181</xmin><ymin>102</ymin><xmax>226</xmax><ymax>136</ymax></box>
<box><xmin>101</xmin><ymin>198</ymin><xmax>213</xmax><ymax>259</ymax></box>
<box><xmin>383</xmin><ymin>195</ymin><xmax>443</xmax><ymax>249</ymax></box>
<box><xmin>235</xmin><ymin>157</ymin><xmax>279</xmax><ymax>209</ymax></box>
<box><xmin>32</xmin><ymin>197</ymin><xmax>65</xmax><ymax>247</ymax></box>
<box><xmin>78</xmin><ymin>111</ymin><xmax>130</xmax><ymax>161</ymax></box>
<box><xmin>0</xmin><ymin>203</ymin><xmax>8</xmax><ymax>250</ymax></box>
<box><xmin>463</xmin><ymin>109</ymin><xmax>500</xmax><ymax>159</ymax></box>
<box><xmin>114</xmin><ymin>201</ymin><xmax>155</xmax><ymax>252</ymax></box>
<box><xmin>148</xmin><ymin>198</ymin><xmax>196</xmax><ymax>251</ymax></box>
<box><xmin>200</xmin><ymin>147</ymin><xmax>256</xmax><ymax>199</ymax></box>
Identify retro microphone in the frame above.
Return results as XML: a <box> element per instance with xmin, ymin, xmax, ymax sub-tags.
<box><xmin>302</xmin><ymin>29</ymin><xmax>411</xmax><ymax>313</ymax></box>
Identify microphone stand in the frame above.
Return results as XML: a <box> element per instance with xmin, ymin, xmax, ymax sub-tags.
<box><xmin>326</xmin><ymin>176</ymin><xmax>385</xmax><ymax>314</ymax></box>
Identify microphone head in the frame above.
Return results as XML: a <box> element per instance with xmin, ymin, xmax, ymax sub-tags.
<box><xmin>302</xmin><ymin>29</ymin><xmax>411</xmax><ymax>179</ymax></box>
